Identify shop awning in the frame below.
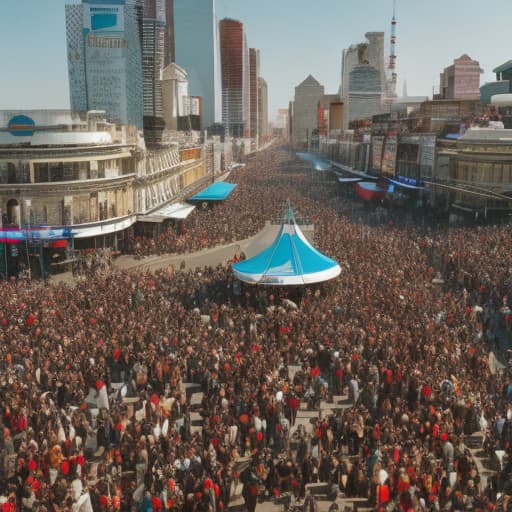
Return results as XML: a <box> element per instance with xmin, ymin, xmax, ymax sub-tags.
<box><xmin>142</xmin><ymin>202</ymin><xmax>196</xmax><ymax>222</ymax></box>
<box><xmin>73</xmin><ymin>216</ymin><xmax>136</xmax><ymax>239</ymax></box>
<box><xmin>387</xmin><ymin>178</ymin><xmax>425</xmax><ymax>190</ymax></box>
<box><xmin>189</xmin><ymin>182</ymin><xmax>237</xmax><ymax>201</ymax></box>
<box><xmin>338</xmin><ymin>177</ymin><xmax>362</xmax><ymax>183</ymax></box>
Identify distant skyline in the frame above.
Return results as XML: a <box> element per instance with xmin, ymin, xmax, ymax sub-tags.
<box><xmin>0</xmin><ymin>0</ymin><xmax>511</xmax><ymax>121</ymax></box>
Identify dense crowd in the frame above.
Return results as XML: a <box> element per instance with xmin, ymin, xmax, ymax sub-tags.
<box><xmin>1</xmin><ymin>146</ymin><xmax>512</xmax><ymax>511</ymax></box>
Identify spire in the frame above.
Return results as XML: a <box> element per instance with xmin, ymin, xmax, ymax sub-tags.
<box><xmin>402</xmin><ymin>80</ymin><xmax>408</xmax><ymax>98</ymax></box>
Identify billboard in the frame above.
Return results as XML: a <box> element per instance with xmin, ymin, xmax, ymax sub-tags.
<box><xmin>381</xmin><ymin>135</ymin><xmax>397</xmax><ymax>177</ymax></box>
<box><xmin>84</xmin><ymin>4</ymin><xmax>125</xmax><ymax>34</ymax></box>
<box><xmin>371</xmin><ymin>136</ymin><xmax>385</xmax><ymax>172</ymax></box>
<box><xmin>419</xmin><ymin>135</ymin><xmax>436</xmax><ymax>179</ymax></box>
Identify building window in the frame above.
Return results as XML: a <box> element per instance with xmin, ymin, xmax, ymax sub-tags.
<box><xmin>34</xmin><ymin>163</ymin><xmax>49</xmax><ymax>183</ymax></box>
<box><xmin>49</xmin><ymin>163</ymin><xmax>64</xmax><ymax>182</ymax></box>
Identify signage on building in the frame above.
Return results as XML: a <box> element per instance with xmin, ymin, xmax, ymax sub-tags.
<box><xmin>381</xmin><ymin>135</ymin><xmax>397</xmax><ymax>177</ymax></box>
<box><xmin>84</xmin><ymin>3</ymin><xmax>125</xmax><ymax>34</ymax></box>
<box><xmin>419</xmin><ymin>135</ymin><xmax>436</xmax><ymax>179</ymax></box>
<box><xmin>8</xmin><ymin>115</ymin><xmax>35</xmax><ymax>137</ymax></box>
<box><xmin>371</xmin><ymin>136</ymin><xmax>385</xmax><ymax>172</ymax></box>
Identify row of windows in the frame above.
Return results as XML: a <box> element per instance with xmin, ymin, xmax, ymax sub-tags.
<box><xmin>87</xmin><ymin>35</ymin><xmax>127</xmax><ymax>49</ymax></box>
<box><xmin>454</xmin><ymin>161</ymin><xmax>512</xmax><ymax>185</ymax></box>
<box><xmin>0</xmin><ymin>159</ymin><xmax>134</xmax><ymax>185</ymax></box>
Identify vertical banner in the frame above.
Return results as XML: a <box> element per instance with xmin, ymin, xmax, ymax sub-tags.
<box><xmin>371</xmin><ymin>136</ymin><xmax>385</xmax><ymax>172</ymax></box>
<box><xmin>381</xmin><ymin>135</ymin><xmax>398</xmax><ymax>177</ymax></box>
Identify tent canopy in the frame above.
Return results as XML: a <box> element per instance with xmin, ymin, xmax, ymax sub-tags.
<box><xmin>232</xmin><ymin>206</ymin><xmax>341</xmax><ymax>286</ymax></box>
<box><xmin>189</xmin><ymin>182</ymin><xmax>237</xmax><ymax>201</ymax></box>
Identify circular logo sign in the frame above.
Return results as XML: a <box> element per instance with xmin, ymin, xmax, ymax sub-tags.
<box><xmin>8</xmin><ymin>115</ymin><xmax>35</xmax><ymax>136</ymax></box>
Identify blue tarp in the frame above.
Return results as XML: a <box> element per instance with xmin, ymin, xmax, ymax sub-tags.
<box><xmin>297</xmin><ymin>152</ymin><xmax>331</xmax><ymax>171</ymax></box>
<box><xmin>232</xmin><ymin>207</ymin><xmax>341</xmax><ymax>285</ymax></box>
<box><xmin>189</xmin><ymin>182</ymin><xmax>237</xmax><ymax>201</ymax></box>
<box><xmin>387</xmin><ymin>178</ymin><xmax>425</xmax><ymax>190</ymax></box>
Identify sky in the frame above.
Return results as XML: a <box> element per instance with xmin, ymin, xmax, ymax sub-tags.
<box><xmin>0</xmin><ymin>0</ymin><xmax>511</xmax><ymax>121</ymax></box>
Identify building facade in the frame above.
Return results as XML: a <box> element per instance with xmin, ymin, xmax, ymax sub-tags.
<box><xmin>416</xmin><ymin>99</ymin><xmax>484</xmax><ymax>134</ymax></box>
<box><xmin>0</xmin><ymin>110</ymin><xmax>209</xmax><ymax>255</ymax></box>
<box><xmin>480</xmin><ymin>81</ymin><xmax>510</xmax><ymax>105</ymax></box>
<box><xmin>249</xmin><ymin>48</ymin><xmax>260</xmax><ymax>141</ymax></box>
<box><xmin>291</xmin><ymin>75</ymin><xmax>324</xmax><ymax>148</ymax></box>
<box><xmin>348</xmin><ymin>65</ymin><xmax>382</xmax><ymax>122</ymax></box>
<box><xmin>219</xmin><ymin>19</ymin><xmax>250</xmax><ymax>138</ymax></box>
<box><xmin>258</xmin><ymin>78</ymin><xmax>269</xmax><ymax>141</ymax></box>
<box><xmin>142</xmin><ymin>0</ymin><xmax>167</xmax><ymax>144</ymax></box>
<box><xmin>66</xmin><ymin>0</ymin><xmax>144</xmax><ymax>129</ymax></box>
<box><xmin>431</xmin><ymin>128</ymin><xmax>512</xmax><ymax>213</ymax></box>
<box><xmin>174</xmin><ymin>0</ymin><xmax>222</xmax><ymax>128</ymax></box>
<box><xmin>439</xmin><ymin>54</ymin><xmax>481</xmax><ymax>101</ymax></box>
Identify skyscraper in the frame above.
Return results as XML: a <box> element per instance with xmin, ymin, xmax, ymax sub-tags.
<box><xmin>142</xmin><ymin>0</ymin><xmax>166</xmax><ymax>144</ymax></box>
<box><xmin>292</xmin><ymin>75</ymin><xmax>324</xmax><ymax>148</ymax></box>
<box><xmin>258</xmin><ymin>77</ymin><xmax>269</xmax><ymax>140</ymax></box>
<box><xmin>341</xmin><ymin>32</ymin><xmax>385</xmax><ymax>128</ymax></box>
<box><xmin>348</xmin><ymin>65</ymin><xmax>382</xmax><ymax>122</ymax></box>
<box><xmin>219</xmin><ymin>18</ymin><xmax>250</xmax><ymax>138</ymax></box>
<box><xmin>66</xmin><ymin>0</ymin><xmax>144</xmax><ymax>129</ymax></box>
<box><xmin>174</xmin><ymin>0</ymin><xmax>222</xmax><ymax>129</ymax></box>
<box><xmin>249</xmin><ymin>48</ymin><xmax>260</xmax><ymax>140</ymax></box>
<box><xmin>439</xmin><ymin>55</ymin><xmax>481</xmax><ymax>100</ymax></box>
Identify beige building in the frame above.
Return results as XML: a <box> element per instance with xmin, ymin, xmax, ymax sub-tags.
<box><xmin>431</xmin><ymin>128</ymin><xmax>512</xmax><ymax>213</ymax></box>
<box><xmin>291</xmin><ymin>75</ymin><xmax>324</xmax><ymax>148</ymax></box>
<box><xmin>439</xmin><ymin>54</ymin><xmax>481</xmax><ymax>101</ymax></box>
<box><xmin>0</xmin><ymin>110</ymin><xmax>208</xmax><ymax>249</ymax></box>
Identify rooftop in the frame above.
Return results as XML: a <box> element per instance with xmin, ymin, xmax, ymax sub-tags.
<box><xmin>493</xmin><ymin>60</ymin><xmax>512</xmax><ymax>74</ymax></box>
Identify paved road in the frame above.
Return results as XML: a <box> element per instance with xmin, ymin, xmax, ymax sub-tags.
<box><xmin>50</xmin><ymin>223</ymin><xmax>314</xmax><ymax>285</ymax></box>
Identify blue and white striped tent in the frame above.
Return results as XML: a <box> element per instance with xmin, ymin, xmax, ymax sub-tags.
<box><xmin>232</xmin><ymin>207</ymin><xmax>341</xmax><ymax>286</ymax></box>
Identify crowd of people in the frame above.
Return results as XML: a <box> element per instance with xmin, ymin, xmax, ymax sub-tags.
<box><xmin>1</xmin><ymin>146</ymin><xmax>512</xmax><ymax>511</ymax></box>
<box><xmin>72</xmin><ymin>249</ymin><xmax>114</xmax><ymax>278</ymax></box>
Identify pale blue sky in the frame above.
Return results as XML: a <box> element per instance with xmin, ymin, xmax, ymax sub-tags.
<box><xmin>0</xmin><ymin>0</ymin><xmax>510</xmax><ymax>120</ymax></box>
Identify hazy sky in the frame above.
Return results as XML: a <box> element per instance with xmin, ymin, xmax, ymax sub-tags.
<box><xmin>0</xmin><ymin>0</ymin><xmax>510</xmax><ymax>120</ymax></box>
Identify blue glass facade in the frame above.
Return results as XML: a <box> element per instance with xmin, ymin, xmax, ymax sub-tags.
<box><xmin>174</xmin><ymin>0</ymin><xmax>222</xmax><ymax>128</ymax></box>
<box><xmin>66</xmin><ymin>0</ymin><xmax>143</xmax><ymax>129</ymax></box>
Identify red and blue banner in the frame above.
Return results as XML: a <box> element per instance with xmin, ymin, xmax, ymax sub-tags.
<box><xmin>0</xmin><ymin>227</ymin><xmax>73</xmax><ymax>244</ymax></box>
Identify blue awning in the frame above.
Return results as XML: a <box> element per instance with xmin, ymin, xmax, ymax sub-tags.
<box><xmin>387</xmin><ymin>178</ymin><xmax>425</xmax><ymax>190</ymax></box>
<box><xmin>189</xmin><ymin>182</ymin><xmax>237</xmax><ymax>201</ymax></box>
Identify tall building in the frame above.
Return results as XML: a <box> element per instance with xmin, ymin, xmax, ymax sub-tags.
<box><xmin>291</xmin><ymin>75</ymin><xmax>324</xmax><ymax>148</ymax></box>
<box><xmin>163</xmin><ymin>0</ymin><xmax>175</xmax><ymax>66</ymax></box>
<box><xmin>275</xmin><ymin>108</ymin><xmax>289</xmax><ymax>139</ymax></box>
<box><xmin>348</xmin><ymin>65</ymin><xmax>382</xmax><ymax>122</ymax></box>
<box><xmin>142</xmin><ymin>0</ymin><xmax>167</xmax><ymax>144</ymax></box>
<box><xmin>249</xmin><ymin>48</ymin><xmax>260</xmax><ymax>140</ymax></box>
<box><xmin>174</xmin><ymin>0</ymin><xmax>222</xmax><ymax>129</ymax></box>
<box><xmin>66</xmin><ymin>0</ymin><xmax>144</xmax><ymax>129</ymax></box>
<box><xmin>341</xmin><ymin>32</ymin><xmax>385</xmax><ymax>99</ymax></box>
<box><xmin>341</xmin><ymin>32</ymin><xmax>385</xmax><ymax>128</ymax></box>
<box><xmin>439</xmin><ymin>55</ymin><xmax>481</xmax><ymax>100</ymax></box>
<box><xmin>219</xmin><ymin>19</ymin><xmax>250</xmax><ymax>138</ymax></box>
<box><xmin>258</xmin><ymin>77</ymin><xmax>269</xmax><ymax>140</ymax></box>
